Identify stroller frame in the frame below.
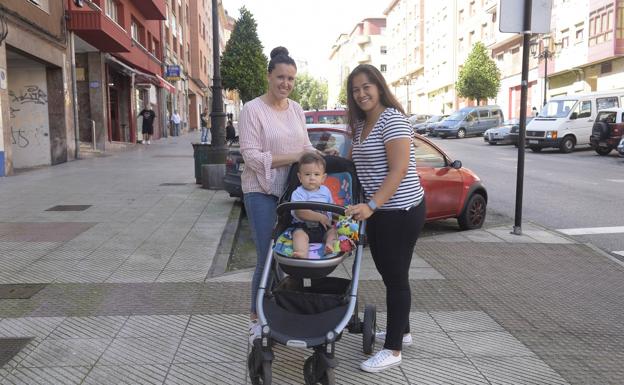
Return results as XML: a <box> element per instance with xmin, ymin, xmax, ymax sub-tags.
<box><xmin>248</xmin><ymin>157</ymin><xmax>376</xmax><ymax>385</ymax></box>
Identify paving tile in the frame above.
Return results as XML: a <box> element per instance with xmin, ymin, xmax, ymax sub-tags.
<box><xmin>449</xmin><ymin>331</ymin><xmax>536</xmax><ymax>357</ymax></box>
<box><xmin>105</xmin><ymin>270</ymin><xmax>162</xmax><ymax>283</ymax></box>
<box><xmin>48</xmin><ymin>316</ymin><xmax>127</xmax><ymax>339</ymax></box>
<box><xmin>164</xmin><ymin>361</ymin><xmax>246</xmax><ymax>385</ymax></box>
<box><xmin>430</xmin><ymin>311</ymin><xmax>505</xmax><ymax>332</ymax></box>
<box><xmin>0</xmin><ymin>318</ymin><xmax>64</xmax><ymax>339</ymax></box>
<box><xmin>376</xmin><ymin>311</ymin><xmax>444</xmax><ymax>333</ymax></box>
<box><xmin>401</xmin><ymin>332</ymin><xmax>466</xmax><ymax>359</ymax></box>
<box><xmin>83</xmin><ymin>364</ymin><xmax>169</xmax><ymax>385</ymax></box>
<box><xmin>335</xmin><ymin>358</ymin><xmax>409</xmax><ymax>384</ymax></box>
<box><xmin>471</xmin><ymin>356</ymin><xmax>570</xmax><ymax>384</ymax></box>
<box><xmin>118</xmin><ymin>315</ymin><xmax>189</xmax><ymax>338</ymax></box>
<box><xmin>156</xmin><ymin>270</ymin><xmax>209</xmax><ymax>283</ymax></box>
<box><xmin>184</xmin><ymin>314</ymin><xmax>248</xmax><ymax>337</ymax></box>
<box><xmin>52</xmin><ymin>270</ymin><xmax>113</xmax><ymax>283</ymax></box>
<box><xmin>19</xmin><ymin>338</ymin><xmax>110</xmax><ymax>367</ymax></box>
<box><xmin>401</xmin><ymin>357</ymin><xmax>489</xmax><ymax>384</ymax></box>
<box><xmin>173</xmin><ymin>335</ymin><xmax>248</xmax><ymax>364</ymax></box>
<box><xmin>0</xmin><ymin>366</ymin><xmax>90</xmax><ymax>385</ymax></box>
<box><xmin>98</xmin><ymin>337</ymin><xmax>180</xmax><ymax>365</ymax></box>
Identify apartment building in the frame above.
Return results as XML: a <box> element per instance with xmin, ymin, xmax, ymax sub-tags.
<box><xmin>0</xmin><ymin>0</ymin><xmax>73</xmax><ymax>175</ymax></box>
<box><xmin>163</xmin><ymin>0</ymin><xmax>189</xmax><ymax>135</ymax></box>
<box><xmin>327</xmin><ymin>18</ymin><xmax>387</xmax><ymax>109</ymax></box>
<box><xmin>385</xmin><ymin>0</ymin><xmax>425</xmax><ymax>114</ymax></box>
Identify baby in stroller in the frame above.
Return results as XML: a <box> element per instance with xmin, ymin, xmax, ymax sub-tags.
<box><xmin>291</xmin><ymin>152</ymin><xmax>338</xmax><ymax>258</ymax></box>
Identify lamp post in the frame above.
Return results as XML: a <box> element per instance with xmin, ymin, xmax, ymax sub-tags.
<box><xmin>530</xmin><ymin>35</ymin><xmax>557</xmax><ymax>107</ymax></box>
<box><xmin>210</xmin><ymin>0</ymin><xmax>226</xmax><ymax>148</ymax></box>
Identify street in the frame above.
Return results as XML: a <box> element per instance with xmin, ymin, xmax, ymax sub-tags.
<box><xmin>425</xmin><ymin>135</ymin><xmax>624</xmax><ymax>259</ymax></box>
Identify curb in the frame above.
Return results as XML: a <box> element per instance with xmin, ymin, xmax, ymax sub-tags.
<box><xmin>207</xmin><ymin>200</ymin><xmax>243</xmax><ymax>278</ymax></box>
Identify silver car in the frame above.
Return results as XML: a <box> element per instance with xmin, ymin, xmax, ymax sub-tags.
<box><xmin>617</xmin><ymin>137</ymin><xmax>624</xmax><ymax>157</ymax></box>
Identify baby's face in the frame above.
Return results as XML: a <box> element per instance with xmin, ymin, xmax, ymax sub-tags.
<box><xmin>297</xmin><ymin>162</ymin><xmax>326</xmax><ymax>191</ymax></box>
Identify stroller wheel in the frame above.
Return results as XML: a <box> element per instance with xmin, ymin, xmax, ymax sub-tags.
<box><xmin>319</xmin><ymin>368</ymin><xmax>336</xmax><ymax>385</ymax></box>
<box><xmin>261</xmin><ymin>360</ymin><xmax>272</xmax><ymax>384</ymax></box>
<box><xmin>248</xmin><ymin>349</ymin><xmax>261</xmax><ymax>385</ymax></box>
<box><xmin>303</xmin><ymin>355</ymin><xmax>317</xmax><ymax>385</ymax></box>
<box><xmin>362</xmin><ymin>304</ymin><xmax>377</xmax><ymax>355</ymax></box>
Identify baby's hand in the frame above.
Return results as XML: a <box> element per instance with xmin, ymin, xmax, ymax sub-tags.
<box><xmin>319</xmin><ymin>215</ymin><xmax>332</xmax><ymax>229</ymax></box>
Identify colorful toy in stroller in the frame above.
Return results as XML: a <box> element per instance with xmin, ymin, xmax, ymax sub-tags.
<box><xmin>248</xmin><ymin>156</ymin><xmax>377</xmax><ymax>385</ymax></box>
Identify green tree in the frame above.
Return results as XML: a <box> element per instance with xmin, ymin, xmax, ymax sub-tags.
<box><xmin>290</xmin><ymin>73</ymin><xmax>328</xmax><ymax>110</ymax></box>
<box><xmin>338</xmin><ymin>78</ymin><xmax>348</xmax><ymax>107</ymax></box>
<box><xmin>456</xmin><ymin>42</ymin><xmax>501</xmax><ymax>105</ymax></box>
<box><xmin>221</xmin><ymin>7</ymin><xmax>267</xmax><ymax>103</ymax></box>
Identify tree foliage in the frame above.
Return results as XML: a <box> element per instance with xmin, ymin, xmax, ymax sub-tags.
<box><xmin>338</xmin><ymin>78</ymin><xmax>348</xmax><ymax>107</ymax></box>
<box><xmin>456</xmin><ymin>42</ymin><xmax>501</xmax><ymax>104</ymax></box>
<box><xmin>290</xmin><ymin>73</ymin><xmax>328</xmax><ymax>110</ymax></box>
<box><xmin>221</xmin><ymin>7</ymin><xmax>267</xmax><ymax>103</ymax></box>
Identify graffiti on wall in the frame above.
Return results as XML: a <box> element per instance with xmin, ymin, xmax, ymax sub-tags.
<box><xmin>8</xmin><ymin>67</ymin><xmax>52</xmax><ymax>168</ymax></box>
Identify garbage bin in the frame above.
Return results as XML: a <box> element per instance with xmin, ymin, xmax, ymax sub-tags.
<box><xmin>192</xmin><ymin>144</ymin><xmax>228</xmax><ymax>184</ymax></box>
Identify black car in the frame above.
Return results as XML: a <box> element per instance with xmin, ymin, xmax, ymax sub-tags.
<box><xmin>224</xmin><ymin>124</ymin><xmax>352</xmax><ymax>198</ymax></box>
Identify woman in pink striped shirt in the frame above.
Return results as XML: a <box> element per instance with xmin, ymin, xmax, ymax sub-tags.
<box><xmin>239</xmin><ymin>46</ymin><xmax>315</xmax><ymax>344</ymax></box>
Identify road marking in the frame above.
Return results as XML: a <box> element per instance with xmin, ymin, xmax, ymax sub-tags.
<box><xmin>557</xmin><ymin>226</ymin><xmax>624</xmax><ymax>235</ymax></box>
<box><xmin>614</xmin><ymin>251</ymin><xmax>624</xmax><ymax>257</ymax></box>
<box><xmin>607</xmin><ymin>179</ymin><xmax>624</xmax><ymax>183</ymax></box>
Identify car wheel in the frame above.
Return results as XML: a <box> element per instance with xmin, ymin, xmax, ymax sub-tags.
<box><xmin>595</xmin><ymin>146</ymin><xmax>613</xmax><ymax>156</ymax></box>
<box><xmin>559</xmin><ymin>136</ymin><xmax>575</xmax><ymax>153</ymax></box>
<box><xmin>488</xmin><ymin>141</ymin><xmax>496</xmax><ymax>145</ymax></box>
<box><xmin>458</xmin><ymin>194</ymin><xmax>486</xmax><ymax>230</ymax></box>
<box><xmin>530</xmin><ymin>146</ymin><xmax>542</xmax><ymax>153</ymax></box>
<box><xmin>456</xmin><ymin>128</ymin><xmax>466</xmax><ymax>139</ymax></box>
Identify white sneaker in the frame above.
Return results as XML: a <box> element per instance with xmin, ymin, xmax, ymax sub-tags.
<box><xmin>147</xmin><ymin>140</ymin><xmax>151</xmax><ymax>145</ymax></box>
<box><xmin>248</xmin><ymin>319</ymin><xmax>261</xmax><ymax>345</ymax></box>
<box><xmin>375</xmin><ymin>331</ymin><xmax>413</xmax><ymax>346</ymax></box>
<box><xmin>360</xmin><ymin>349</ymin><xmax>401</xmax><ymax>373</ymax></box>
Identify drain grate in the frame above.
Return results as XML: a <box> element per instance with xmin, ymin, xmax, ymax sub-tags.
<box><xmin>0</xmin><ymin>284</ymin><xmax>47</xmax><ymax>299</ymax></box>
<box><xmin>159</xmin><ymin>183</ymin><xmax>189</xmax><ymax>186</ymax></box>
<box><xmin>0</xmin><ymin>338</ymin><xmax>32</xmax><ymax>367</ymax></box>
<box><xmin>45</xmin><ymin>205</ymin><xmax>92</xmax><ymax>212</ymax></box>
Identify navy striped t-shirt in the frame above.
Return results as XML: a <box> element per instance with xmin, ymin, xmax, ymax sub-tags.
<box><xmin>351</xmin><ymin>108</ymin><xmax>424</xmax><ymax>210</ymax></box>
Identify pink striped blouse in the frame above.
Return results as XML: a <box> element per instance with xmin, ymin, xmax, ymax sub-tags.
<box><xmin>239</xmin><ymin>97</ymin><xmax>314</xmax><ymax>196</ymax></box>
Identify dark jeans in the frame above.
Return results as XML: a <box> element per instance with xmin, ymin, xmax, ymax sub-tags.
<box><xmin>366</xmin><ymin>200</ymin><xmax>426</xmax><ymax>351</ymax></box>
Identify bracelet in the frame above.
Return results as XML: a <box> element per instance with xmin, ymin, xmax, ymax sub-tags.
<box><xmin>367</xmin><ymin>200</ymin><xmax>378</xmax><ymax>212</ymax></box>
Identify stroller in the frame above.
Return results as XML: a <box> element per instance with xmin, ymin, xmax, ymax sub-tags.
<box><xmin>247</xmin><ymin>156</ymin><xmax>377</xmax><ymax>385</ymax></box>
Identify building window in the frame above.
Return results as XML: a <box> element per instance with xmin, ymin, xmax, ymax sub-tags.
<box><xmin>576</xmin><ymin>26</ymin><xmax>584</xmax><ymax>42</ymax></box>
<box><xmin>589</xmin><ymin>4</ymin><xmax>614</xmax><ymax>46</ymax></box>
<box><xmin>27</xmin><ymin>0</ymin><xmax>49</xmax><ymax>13</ymax></box>
<box><xmin>459</xmin><ymin>9</ymin><xmax>464</xmax><ymax>23</ymax></box>
<box><xmin>131</xmin><ymin>19</ymin><xmax>145</xmax><ymax>47</ymax></box>
<box><xmin>380</xmin><ymin>64</ymin><xmax>387</xmax><ymax>72</ymax></box>
<box><xmin>106</xmin><ymin>0</ymin><xmax>119</xmax><ymax>23</ymax></box>
<box><xmin>380</xmin><ymin>46</ymin><xmax>387</xmax><ymax>54</ymax></box>
<box><xmin>618</xmin><ymin>3</ymin><xmax>624</xmax><ymax>38</ymax></box>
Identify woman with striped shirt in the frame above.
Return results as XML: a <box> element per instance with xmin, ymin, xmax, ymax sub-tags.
<box><xmin>344</xmin><ymin>64</ymin><xmax>426</xmax><ymax>373</ymax></box>
<box><xmin>239</xmin><ymin>47</ymin><xmax>316</xmax><ymax>344</ymax></box>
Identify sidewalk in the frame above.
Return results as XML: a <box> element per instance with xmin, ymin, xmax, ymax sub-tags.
<box><xmin>0</xmin><ymin>133</ymin><xmax>623</xmax><ymax>384</ymax></box>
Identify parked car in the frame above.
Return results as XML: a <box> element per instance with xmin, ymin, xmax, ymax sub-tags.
<box><xmin>225</xmin><ymin>129</ymin><xmax>488</xmax><ymax>230</ymax></box>
<box><xmin>522</xmin><ymin>89</ymin><xmax>624</xmax><ymax>153</ymax></box>
<box><xmin>408</xmin><ymin>114</ymin><xmax>431</xmax><ymax>129</ymax></box>
<box><xmin>413</xmin><ymin>134</ymin><xmax>487</xmax><ymax>229</ymax></box>
<box><xmin>618</xmin><ymin>137</ymin><xmax>624</xmax><ymax>157</ymax></box>
<box><xmin>433</xmin><ymin>105</ymin><xmax>504</xmax><ymax>138</ymax></box>
<box><xmin>484</xmin><ymin>118</ymin><xmax>532</xmax><ymax>145</ymax></box>
<box><xmin>589</xmin><ymin>108</ymin><xmax>624</xmax><ymax>155</ymax></box>
<box><xmin>224</xmin><ymin>124</ymin><xmax>351</xmax><ymax>199</ymax></box>
<box><xmin>304</xmin><ymin>109</ymin><xmax>347</xmax><ymax>124</ymax></box>
<box><xmin>414</xmin><ymin>114</ymin><xmax>448</xmax><ymax>134</ymax></box>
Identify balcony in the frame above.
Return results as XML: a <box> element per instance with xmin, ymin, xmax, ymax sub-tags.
<box><xmin>129</xmin><ymin>0</ymin><xmax>166</xmax><ymax>20</ymax></box>
<box><xmin>67</xmin><ymin>9</ymin><xmax>131</xmax><ymax>52</ymax></box>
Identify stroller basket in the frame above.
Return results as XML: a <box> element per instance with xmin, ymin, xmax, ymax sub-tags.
<box><xmin>273</xmin><ymin>276</ymin><xmax>350</xmax><ymax>315</ymax></box>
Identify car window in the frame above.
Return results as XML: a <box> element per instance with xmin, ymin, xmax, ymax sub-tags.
<box><xmin>467</xmin><ymin>111</ymin><xmax>478</xmax><ymax>121</ymax></box>
<box><xmin>412</xmin><ymin>138</ymin><xmax>446</xmax><ymax>168</ymax></box>
<box><xmin>478</xmin><ymin>110</ymin><xmax>489</xmax><ymax>118</ymax></box>
<box><xmin>597</xmin><ymin>111</ymin><xmax>617</xmax><ymax>123</ymax></box>
<box><xmin>597</xmin><ymin>97</ymin><xmax>619</xmax><ymax>110</ymax></box>
<box><xmin>541</xmin><ymin>100</ymin><xmax>577</xmax><ymax>118</ymax></box>
<box><xmin>318</xmin><ymin>115</ymin><xmax>346</xmax><ymax>124</ymax></box>
<box><xmin>308</xmin><ymin>131</ymin><xmax>350</xmax><ymax>157</ymax></box>
<box><xmin>305</xmin><ymin>116</ymin><xmax>314</xmax><ymax>124</ymax></box>
<box><xmin>575</xmin><ymin>100</ymin><xmax>592</xmax><ymax>118</ymax></box>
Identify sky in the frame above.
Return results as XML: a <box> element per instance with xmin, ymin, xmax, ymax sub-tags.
<box><xmin>221</xmin><ymin>0</ymin><xmax>386</xmax><ymax>79</ymax></box>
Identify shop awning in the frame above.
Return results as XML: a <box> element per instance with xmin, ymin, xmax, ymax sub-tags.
<box><xmin>157</xmin><ymin>75</ymin><xmax>177</xmax><ymax>94</ymax></box>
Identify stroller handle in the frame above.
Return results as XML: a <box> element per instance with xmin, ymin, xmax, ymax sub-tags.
<box><xmin>276</xmin><ymin>202</ymin><xmax>347</xmax><ymax>216</ymax></box>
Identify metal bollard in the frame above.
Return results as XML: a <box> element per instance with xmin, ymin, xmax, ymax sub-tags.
<box><xmin>91</xmin><ymin>120</ymin><xmax>96</xmax><ymax>150</ymax></box>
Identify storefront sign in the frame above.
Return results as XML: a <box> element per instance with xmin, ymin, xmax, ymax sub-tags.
<box><xmin>0</xmin><ymin>68</ymin><xmax>6</xmax><ymax>90</ymax></box>
<box><xmin>89</xmin><ymin>81</ymin><xmax>100</xmax><ymax>88</ymax></box>
<box><xmin>165</xmin><ymin>65</ymin><xmax>181</xmax><ymax>82</ymax></box>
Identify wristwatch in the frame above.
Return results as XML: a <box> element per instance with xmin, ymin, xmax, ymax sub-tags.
<box><xmin>367</xmin><ymin>199</ymin><xmax>378</xmax><ymax>212</ymax></box>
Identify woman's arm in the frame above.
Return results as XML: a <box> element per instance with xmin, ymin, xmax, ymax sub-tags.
<box><xmin>369</xmin><ymin>137</ymin><xmax>410</xmax><ymax>207</ymax></box>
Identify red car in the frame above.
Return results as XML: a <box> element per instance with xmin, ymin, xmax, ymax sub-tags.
<box><xmin>413</xmin><ymin>133</ymin><xmax>487</xmax><ymax>229</ymax></box>
<box><xmin>224</xmin><ymin>129</ymin><xmax>487</xmax><ymax>230</ymax></box>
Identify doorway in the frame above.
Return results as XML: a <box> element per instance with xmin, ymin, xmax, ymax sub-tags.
<box><xmin>109</xmin><ymin>88</ymin><xmax>120</xmax><ymax>141</ymax></box>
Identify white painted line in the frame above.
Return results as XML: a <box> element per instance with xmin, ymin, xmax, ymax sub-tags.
<box><xmin>607</xmin><ymin>179</ymin><xmax>624</xmax><ymax>183</ymax></box>
<box><xmin>614</xmin><ymin>251</ymin><xmax>624</xmax><ymax>257</ymax></box>
<box><xmin>557</xmin><ymin>226</ymin><xmax>624</xmax><ymax>235</ymax></box>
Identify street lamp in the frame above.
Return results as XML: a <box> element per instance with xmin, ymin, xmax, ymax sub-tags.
<box><xmin>530</xmin><ymin>35</ymin><xmax>560</xmax><ymax>107</ymax></box>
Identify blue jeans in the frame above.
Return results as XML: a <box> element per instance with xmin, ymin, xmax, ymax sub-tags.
<box><xmin>173</xmin><ymin>123</ymin><xmax>180</xmax><ymax>136</ymax></box>
<box><xmin>201</xmin><ymin>127</ymin><xmax>210</xmax><ymax>143</ymax></box>
<box><xmin>244</xmin><ymin>192</ymin><xmax>278</xmax><ymax>314</ymax></box>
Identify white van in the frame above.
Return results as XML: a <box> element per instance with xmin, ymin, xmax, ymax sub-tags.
<box><xmin>524</xmin><ymin>90</ymin><xmax>624</xmax><ymax>153</ymax></box>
